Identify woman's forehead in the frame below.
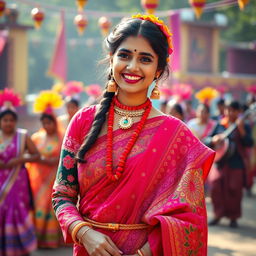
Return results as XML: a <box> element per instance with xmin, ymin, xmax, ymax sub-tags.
<box><xmin>116</xmin><ymin>36</ymin><xmax>157</xmax><ymax>55</ymax></box>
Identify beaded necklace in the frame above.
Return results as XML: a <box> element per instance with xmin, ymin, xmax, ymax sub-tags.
<box><xmin>106</xmin><ymin>97</ymin><xmax>152</xmax><ymax>181</ymax></box>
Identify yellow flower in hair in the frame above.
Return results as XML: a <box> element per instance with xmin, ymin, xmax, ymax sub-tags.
<box><xmin>34</xmin><ymin>90</ymin><xmax>64</xmax><ymax>114</ymax></box>
<box><xmin>195</xmin><ymin>87</ymin><xmax>219</xmax><ymax>105</ymax></box>
<box><xmin>132</xmin><ymin>14</ymin><xmax>173</xmax><ymax>58</ymax></box>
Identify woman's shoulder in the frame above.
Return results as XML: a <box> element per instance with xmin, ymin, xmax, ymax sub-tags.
<box><xmin>75</xmin><ymin>104</ymin><xmax>97</xmax><ymax>120</ymax></box>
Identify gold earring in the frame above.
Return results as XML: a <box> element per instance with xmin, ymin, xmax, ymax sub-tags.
<box><xmin>107</xmin><ymin>77</ymin><xmax>117</xmax><ymax>93</ymax></box>
<box><xmin>150</xmin><ymin>80</ymin><xmax>160</xmax><ymax>100</ymax></box>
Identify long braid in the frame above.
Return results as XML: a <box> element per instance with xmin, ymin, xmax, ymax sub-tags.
<box><xmin>76</xmin><ymin>90</ymin><xmax>115</xmax><ymax>163</ymax></box>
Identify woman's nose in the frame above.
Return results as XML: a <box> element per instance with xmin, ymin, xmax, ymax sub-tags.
<box><xmin>127</xmin><ymin>58</ymin><xmax>139</xmax><ymax>72</ymax></box>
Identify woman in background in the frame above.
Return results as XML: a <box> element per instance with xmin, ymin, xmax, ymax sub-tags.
<box><xmin>0</xmin><ymin>89</ymin><xmax>39</xmax><ymax>256</ymax></box>
<box><xmin>27</xmin><ymin>91</ymin><xmax>64</xmax><ymax>248</ymax></box>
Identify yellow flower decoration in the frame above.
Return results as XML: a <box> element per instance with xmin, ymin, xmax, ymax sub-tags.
<box><xmin>34</xmin><ymin>90</ymin><xmax>64</xmax><ymax>114</ymax></box>
<box><xmin>52</xmin><ymin>82</ymin><xmax>65</xmax><ymax>93</ymax></box>
<box><xmin>132</xmin><ymin>14</ymin><xmax>173</xmax><ymax>60</ymax></box>
<box><xmin>195</xmin><ymin>87</ymin><xmax>219</xmax><ymax>105</ymax></box>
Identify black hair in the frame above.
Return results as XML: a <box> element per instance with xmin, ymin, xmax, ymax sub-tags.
<box><xmin>217</xmin><ymin>98</ymin><xmax>225</xmax><ymax>106</ymax></box>
<box><xmin>40</xmin><ymin>113</ymin><xmax>56</xmax><ymax>123</ymax></box>
<box><xmin>227</xmin><ymin>100</ymin><xmax>241</xmax><ymax>111</ymax></box>
<box><xmin>66</xmin><ymin>97</ymin><xmax>80</xmax><ymax>108</ymax></box>
<box><xmin>76</xmin><ymin>17</ymin><xmax>170</xmax><ymax>162</ymax></box>
<box><xmin>172</xmin><ymin>103</ymin><xmax>184</xmax><ymax>117</ymax></box>
<box><xmin>0</xmin><ymin>109</ymin><xmax>18</xmax><ymax>121</ymax></box>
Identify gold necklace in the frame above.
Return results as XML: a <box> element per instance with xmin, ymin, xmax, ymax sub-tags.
<box><xmin>114</xmin><ymin>106</ymin><xmax>145</xmax><ymax>129</ymax></box>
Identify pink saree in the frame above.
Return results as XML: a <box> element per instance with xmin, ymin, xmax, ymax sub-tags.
<box><xmin>52</xmin><ymin>105</ymin><xmax>215</xmax><ymax>256</ymax></box>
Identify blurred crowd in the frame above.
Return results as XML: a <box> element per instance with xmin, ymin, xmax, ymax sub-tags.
<box><xmin>0</xmin><ymin>84</ymin><xmax>255</xmax><ymax>255</ymax></box>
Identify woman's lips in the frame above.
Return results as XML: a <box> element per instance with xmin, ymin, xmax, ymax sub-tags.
<box><xmin>122</xmin><ymin>73</ymin><xmax>143</xmax><ymax>84</ymax></box>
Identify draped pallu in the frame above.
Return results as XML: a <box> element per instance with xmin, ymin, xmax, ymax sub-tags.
<box><xmin>52</xmin><ymin>106</ymin><xmax>215</xmax><ymax>256</ymax></box>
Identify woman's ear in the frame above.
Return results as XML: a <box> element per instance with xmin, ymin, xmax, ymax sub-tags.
<box><xmin>156</xmin><ymin>70</ymin><xmax>163</xmax><ymax>79</ymax></box>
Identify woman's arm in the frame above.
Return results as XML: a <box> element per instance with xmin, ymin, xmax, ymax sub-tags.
<box><xmin>6</xmin><ymin>134</ymin><xmax>40</xmax><ymax>168</ymax></box>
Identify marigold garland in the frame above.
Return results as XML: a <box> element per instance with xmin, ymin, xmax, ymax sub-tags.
<box><xmin>132</xmin><ymin>14</ymin><xmax>173</xmax><ymax>59</ymax></box>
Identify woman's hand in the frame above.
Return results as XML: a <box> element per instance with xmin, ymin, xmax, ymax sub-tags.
<box><xmin>40</xmin><ymin>156</ymin><xmax>59</xmax><ymax>166</ymax></box>
<box><xmin>6</xmin><ymin>157</ymin><xmax>23</xmax><ymax>168</ymax></box>
<box><xmin>80</xmin><ymin>228</ymin><xmax>123</xmax><ymax>256</ymax></box>
<box><xmin>0</xmin><ymin>160</ymin><xmax>6</xmax><ymax>169</ymax></box>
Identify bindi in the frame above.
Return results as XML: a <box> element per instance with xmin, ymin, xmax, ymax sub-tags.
<box><xmin>134</xmin><ymin>49</ymin><xmax>137</xmax><ymax>52</ymax></box>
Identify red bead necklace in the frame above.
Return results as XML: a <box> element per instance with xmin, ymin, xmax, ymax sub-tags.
<box><xmin>106</xmin><ymin>97</ymin><xmax>152</xmax><ymax>181</ymax></box>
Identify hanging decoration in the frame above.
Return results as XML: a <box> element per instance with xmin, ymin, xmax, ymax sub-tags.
<box><xmin>98</xmin><ymin>16</ymin><xmax>112</xmax><ymax>37</ymax></box>
<box><xmin>74</xmin><ymin>14</ymin><xmax>88</xmax><ymax>35</ymax></box>
<box><xmin>238</xmin><ymin>0</ymin><xmax>249</xmax><ymax>10</ymax></box>
<box><xmin>76</xmin><ymin>0</ymin><xmax>88</xmax><ymax>12</ymax></box>
<box><xmin>31</xmin><ymin>7</ymin><xmax>45</xmax><ymax>29</ymax></box>
<box><xmin>141</xmin><ymin>0</ymin><xmax>159</xmax><ymax>14</ymax></box>
<box><xmin>0</xmin><ymin>1</ymin><xmax>5</xmax><ymax>17</ymax></box>
<box><xmin>189</xmin><ymin>0</ymin><xmax>206</xmax><ymax>19</ymax></box>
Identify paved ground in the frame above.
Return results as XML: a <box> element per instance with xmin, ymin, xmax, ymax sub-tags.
<box><xmin>32</xmin><ymin>186</ymin><xmax>256</xmax><ymax>256</ymax></box>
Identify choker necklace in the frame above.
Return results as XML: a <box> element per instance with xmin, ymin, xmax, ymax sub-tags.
<box><xmin>114</xmin><ymin>107</ymin><xmax>145</xmax><ymax>129</ymax></box>
<box><xmin>106</xmin><ymin>96</ymin><xmax>152</xmax><ymax>181</ymax></box>
<box><xmin>113</xmin><ymin>97</ymin><xmax>151</xmax><ymax>130</ymax></box>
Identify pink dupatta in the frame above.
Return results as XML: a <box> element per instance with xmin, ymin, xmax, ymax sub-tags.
<box><xmin>54</xmin><ymin>106</ymin><xmax>214</xmax><ymax>256</ymax></box>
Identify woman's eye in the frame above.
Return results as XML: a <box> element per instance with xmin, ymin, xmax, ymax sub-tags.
<box><xmin>117</xmin><ymin>53</ymin><xmax>129</xmax><ymax>59</ymax></box>
<box><xmin>140</xmin><ymin>56</ymin><xmax>152</xmax><ymax>63</ymax></box>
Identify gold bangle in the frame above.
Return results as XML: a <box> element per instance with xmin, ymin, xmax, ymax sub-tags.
<box><xmin>71</xmin><ymin>222</ymin><xmax>92</xmax><ymax>245</ymax></box>
<box><xmin>137</xmin><ymin>248</ymin><xmax>145</xmax><ymax>256</ymax></box>
<box><xmin>78</xmin><ymin>226</ymin><xmax>92</xmax><ymax>245</ymax></box>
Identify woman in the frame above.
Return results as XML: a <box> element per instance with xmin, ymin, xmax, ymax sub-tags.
<box><xmin>27</xmin><ymin>110</ymin><xmax>64</xmax><ymax>248</ymax></box>
<box><xmin>168</xmin><ymin>102</ymin><xmax>184</xmax><ymax>121</ymax></box>
<box><xmin>207</xmin><ymin>101</ymin><xmax>254</xmax><ymax>228</ymax></box>
<box><xmin>57</xmin><ymin>97</ymin><xmax>80</xmax><ymax>131</ymax></box>
<box><xmin>187</xmin><ymin>104</ymin><xmax>217</xmax><ymax>141</ymax></box>
<box><xmin>0</xmin><ymin>107</ymin><xmax>39</xmax><ymax>256</ymax></box>
<box><xmin>52</xmin><ymin>14</ymin><xmax>215</xmax><ymax>256</ymax></box>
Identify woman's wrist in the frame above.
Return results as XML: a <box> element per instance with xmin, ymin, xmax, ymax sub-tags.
<box><xmin>77</xmin><ymin>225</ymin><xmax>92</xmax><ymax>244</ymax></box>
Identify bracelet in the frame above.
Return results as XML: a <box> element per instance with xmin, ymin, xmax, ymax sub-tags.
<box><xmin>137</xmin><ymin>248</ymin><xmax>145</xmax><ymax>256</ymax></box>
<box><xmin>78</xmin><ymin>226</ymin><xmax>92</xmax><ymax>245</ymax></box>
<box><xmin>71</xmin><ymin>222</ymin><xmax>92</xmax><ymax>245</ymax></box>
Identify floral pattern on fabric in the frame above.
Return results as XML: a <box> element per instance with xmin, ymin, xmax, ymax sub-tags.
<box><xmin>63</xmin><ymin>155</ymin><xmax>76</xmax><ymax>170</ymax></box>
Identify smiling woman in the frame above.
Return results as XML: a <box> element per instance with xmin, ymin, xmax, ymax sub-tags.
<box><xmin>52</xmin><ymin>14</ymin><xmax>215</xmax><ymax>256</ymax></box>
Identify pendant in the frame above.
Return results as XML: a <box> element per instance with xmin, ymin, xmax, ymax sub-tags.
<box><xmin>118</xmin><ymin>116</ymin><xmax>133</xmax><ymax>129</ymax></box>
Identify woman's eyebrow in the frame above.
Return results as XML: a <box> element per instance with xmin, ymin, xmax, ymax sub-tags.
<box><xmin>118</xmin><ymin>48</ymin><xmax>154</xmax><ymax>58</ymax></box>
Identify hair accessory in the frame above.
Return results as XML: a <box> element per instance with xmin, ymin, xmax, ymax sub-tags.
<box><xmin>107</xmin><ymin>78</ymin><xmax>117</xmax><ymax>93</ymax></box>
<box><xmin>195</xmin><ymin>87</ymin><xmax>219</xmax><ymax>106</ymax></box>
<box><xmin>0</xmin><ymin>88</ymin><xmax>22</xmax><ymax>112</ymax></box>
<box><xmin>132</xmin><ymin>13</ymin><xmax>173</xmax><ymax>60</ymax></box>
<box><xmin>63</xmin><ymin>80</ymin><xmax>84</xmax><ymax>97</ymax></box>
<box><xmin>85</xmin><ymin>84</ymin><xmax>103</xmax><ymax>98</ymax></box>
<box><xmin>34</xmin><ymin>90</ymin><xmax>64</xmax><ymax>114</ymax></box>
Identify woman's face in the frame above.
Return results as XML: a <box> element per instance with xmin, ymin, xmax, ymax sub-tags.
<box><xmin>66</xmin><ymin>102</ymin><xmax>79</xmax><ymax>118</ymax></box>
<box><xmin>196</xmin><ymin>105</ymin><xmax>209</xmax><ymax>122</ymax></box>
<box><xmin>0</xmin><ymin>114</ymin><xmax>16</xmax><ymax>134</ymax></box>
<box><xmin>111</xmin><ymin>36</ymin><xmax>159</xmax><ymax>98</ymax></box>
<box><xmin>41</xmin><ymin>118</ymin><xmax>57</xmax><ymax>135</ymax></box>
